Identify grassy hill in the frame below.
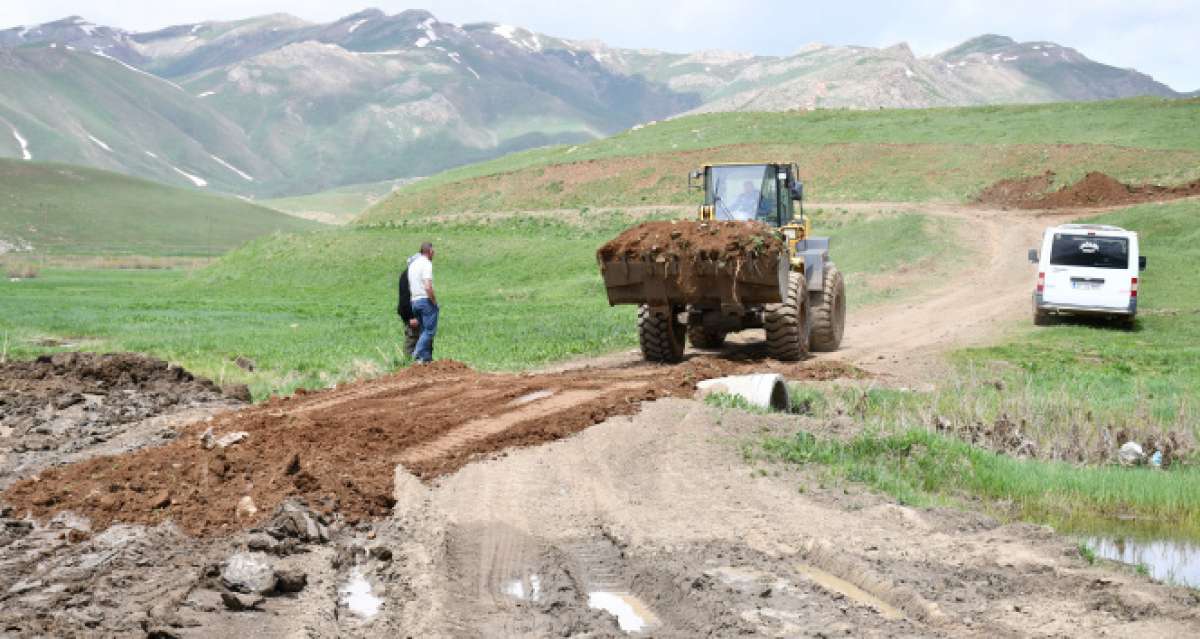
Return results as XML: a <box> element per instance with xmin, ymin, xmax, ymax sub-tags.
<box><xmin>0</xmin><ymin>159</ymin><xmax>320</xmax><ymax>255</ymax></box>
<box><xmin>360</xmin><ymin>98</ymin><xmax>1200</xmax><ymax>221</ymax></box>
<box><xmin>261</xmin><ymin>179</ymin><xmax>417</xmax><ymax>224</ymax></box>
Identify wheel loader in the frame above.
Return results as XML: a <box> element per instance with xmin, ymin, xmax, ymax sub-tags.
<box><xmin>598</xmin><ymin>163</ymin><xmax>845</xmax><ymax>362</ymax></box>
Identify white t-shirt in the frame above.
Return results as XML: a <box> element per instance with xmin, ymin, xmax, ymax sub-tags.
<box><xmin>408</xmin><ymin>255</ymin><xmax>433</xmax><ymax>301</ymax></box>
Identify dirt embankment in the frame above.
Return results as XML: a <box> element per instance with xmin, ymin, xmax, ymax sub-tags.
<box><xmin>2</xmin><ymin>357</ymin><xmax>857</xmax><ymax>538</ymax></box>
<box><xmin>976</xmin><ymin>171</ymin><xmax>1200</xmax><ymax>209</ymax></box>
<box><xmin>0</xmin><ymin>352</ymin><xmax>246</xmax><ymax>489</ymax></box>
<box><xmin>597</xmin><ymin>219</ymin><xmax>784</xmax><ymax>263</ymax></box>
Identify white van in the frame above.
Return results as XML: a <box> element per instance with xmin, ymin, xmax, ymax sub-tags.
<box><xmin>1029</xmin><ymin>224</ymin><xmax>1146</xmax><ymax>327</ymax></box>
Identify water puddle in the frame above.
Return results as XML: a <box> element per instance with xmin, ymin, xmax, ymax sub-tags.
<box><xmin>587</xmin><ymin>591</ymin><xmax>658</xmax><ymax>633</ymax></box>
<box><xmin>339</xmin><ymin>567</ymin><xmax>383</xmax><ymax>619</ymax></box>
<box><xmin>1085</xmin><ymin>537</ymin><xmax>1200</xmax><ymax>588</ymax></box>
<box><xmin>502</xmin><ymin>574</ymin><xmax>542</xmax><ymax>601</ymax></box>
<box><xmin>509</xmin><ymin>389</ymin><xmax>556</xmax><ymax>406</ymax></box>
<box><xmin>794</xmin><ymin>563</ymin><xmax>904</xmax><ymax>620</ymax></box>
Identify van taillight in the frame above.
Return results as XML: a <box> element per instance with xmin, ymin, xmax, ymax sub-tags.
<box><xmin>1131</xmin><ymin>277</ymin><xmax>1138</xmax><ymax>298</ymax></box>
<box><xmin>1036</xmin><ymin>272</ymin><xmax>1045</xmax><ymax>293</ymax></box>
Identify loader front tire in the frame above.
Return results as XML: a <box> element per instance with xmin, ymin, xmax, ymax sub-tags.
<box><xmin>638</xmin><ymin>305</ymin><xmax>685</xmax><ymax>363</ymax></box>
<box><xmin>764</xmin><ymin>272</ymin><xmax>810</xmax><ymax>361</ymax></box>
<box><xmin>809</xmin><ymin>264</ymin><xmax>846</xmax><ymax>352</ymax></box>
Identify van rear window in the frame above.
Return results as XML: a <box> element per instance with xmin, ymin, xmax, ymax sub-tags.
<box><xmin>1049</xmin><ymin>234</ymin><xmax>1129</xmax><ymax>269</ymax></box>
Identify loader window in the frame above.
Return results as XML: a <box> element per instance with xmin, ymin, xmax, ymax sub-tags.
<box><xmin>1050</xmin><ymin>234</ymin><xmax>1129</xmax><ymax>269</ymax></box>
<box><xmin>706</xmin><ymin>165</ymin><xmax>782</xmax><ymax>225</ymax></box>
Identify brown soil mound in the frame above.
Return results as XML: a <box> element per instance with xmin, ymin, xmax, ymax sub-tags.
<box><xmin>0</xmin><ymin>352</ymin><xmax>244</xmax><ymax>487</ymax></box>
<box><xmin>976</xmin><ymin>171</ymin><xmax>1200</xmax><ymax>209</ymax></box>
<box><xmin>1</xmin><ymin>357</ymin><xmax>858</xmax><ymax>537</ymax></box>
<box><xmin>974</xmin><ymin>171</ymin><xmax>1055</xmax><ymax>207</ymax></box>
<box><xmin>597</xmin><ymin>220</ymin><xmax>784</xmax><ymax>263</ymax></box>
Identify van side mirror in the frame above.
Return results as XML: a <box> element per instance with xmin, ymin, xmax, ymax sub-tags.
<box><xmin>1027</xmin><ymin>249</ymin><xmax>1039</xmax><ymax>264</ymax></box>
<box><xmin>1139</xmin><ymin>256</ymin><xmax>1147</xmax><ymax>271</ymax></box>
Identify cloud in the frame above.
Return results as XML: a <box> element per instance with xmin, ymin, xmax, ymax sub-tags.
<box><xmin>1</xmin><ymin>0</ymin><xmax>1195</xmax><ymax>90</ymax></box>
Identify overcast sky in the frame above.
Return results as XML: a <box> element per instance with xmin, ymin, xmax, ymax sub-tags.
<box><xmin>3</xmin><ymin>1</ymin><xmax>1197</xmax><ymax>91</ymax></box>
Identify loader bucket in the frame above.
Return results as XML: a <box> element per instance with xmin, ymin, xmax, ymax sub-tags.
<box><xmin>598</xmin><ymin>251</ymin><xmax>789</xmax><ymax>308</ymax></box>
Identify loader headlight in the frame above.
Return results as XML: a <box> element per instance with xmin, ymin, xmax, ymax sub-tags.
<box><xmin>782</xmin><ymin>228</ymin><xmax>797</xmax><ymax>241</ymax></box>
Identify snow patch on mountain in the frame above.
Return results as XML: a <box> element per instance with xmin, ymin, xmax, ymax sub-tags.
<box><xmin>209</xmin><ymin>154</ymin><xmax>254</xmax><ymax>181</ymax></box>
<box><xmin>171</xmin><ymin>166</ymin><xmax>208</xmax><ymax>187</ymax></box>
<box><xmin>10</xmin><ymin>127</ymin><xmax>31</xmax><ymax>160</ymax></box>
<box><xmin>90</xmin><ymin>48</ymin><xmax>185</xmax><ymax>92</ymax></box>
<box><xmin>347</xmin><ymin>19</ymin><xmax>368</xmax><ymax>34</ymax></box>
<box><xmin>86</xmin><ymin>133</ymin><xmax>112</xmax><ymax>151</ymax></box>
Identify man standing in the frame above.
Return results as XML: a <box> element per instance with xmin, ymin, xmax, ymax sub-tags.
<box><xmin>408</xmin><ymin>242</ymin><xmax>438</xmax><ymax>363</ymax></box>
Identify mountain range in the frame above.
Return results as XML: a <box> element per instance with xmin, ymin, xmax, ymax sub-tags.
<box><xmin>0</xmin><ymin>10</ymin><xmax>1192</xmax><ymax>197</ymax></box>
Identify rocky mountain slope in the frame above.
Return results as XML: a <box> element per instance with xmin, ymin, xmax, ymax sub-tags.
<box><xmin>0</xmin><ymin>11</ymin><xmax>1189</xmax><ymax>197</ymax></box>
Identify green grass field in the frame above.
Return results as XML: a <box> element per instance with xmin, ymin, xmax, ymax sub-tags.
<box><xmin>740</xmin><ymin>198</ymin><xmax>1200</xmax><ymax>540</ymax></box>
<box><xmin>360</xmin><ymin>98</ymin><xmax>1200</xmax><ymax>221</ymax></box>
<box><xmin>0</xmin><ymin>210</ymin><xmax>950</xmax><ymax>399</ymax></box>
<box><xmin>0</xmin><ymin>160</ymin><xmax>320</xmax><ymax>256</ymax></box>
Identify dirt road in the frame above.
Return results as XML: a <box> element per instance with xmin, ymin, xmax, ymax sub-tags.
<box><xmin>3</xmin><ymin>204</ymin><xmax>1197</xmax><ymax>636</ymax></box>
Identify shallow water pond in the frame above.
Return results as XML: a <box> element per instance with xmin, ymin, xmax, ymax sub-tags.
<box><xmin>1085</xmin><ymin>536</ymin><xmax>1200</xmax><ymax>589</ymax></box>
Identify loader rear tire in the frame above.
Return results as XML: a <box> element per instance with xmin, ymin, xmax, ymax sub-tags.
<box><xmin>638</xmin><ymin>305</ymin><xmax>685</xmax><ymax>363</ymax></box>
<box><xmin>764</xmin><ymin>272</ymin><xmax>810</xmax><ymax>361</ymax></box>
<box><xmin>687</xmin><ymin>323</ymin><xmax>726</xmax><ymax>349</ymax></box>
<box><xmin>809</xmin><ymin>265</ymin><xmax>846</xmax><ymax>352</ymax></box>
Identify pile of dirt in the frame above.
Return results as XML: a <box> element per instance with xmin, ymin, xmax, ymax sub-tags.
<box><xmin>0</xmin><ymin>352</ymin><xmax>246</xmax><ymax>488</ymax></box>
<box><xmin>976</xmin><ymin>171</ymin><xmax>1200</xmax><ymax>209</ymax></box>
<box><xmin>597</xmin><ymin>220</ymin><xmax>784</xmax><ymax>263</ymax></box>
<box><xmin>1</xmin><ymin>357</ymin><xmax>858</xmax><ymax>537</ymax></box>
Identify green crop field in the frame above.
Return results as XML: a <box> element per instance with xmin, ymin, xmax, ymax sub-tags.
<box><xmin>361</xmin><ymin>98</ymin><xmax>1200</xmax><ymax>221</ymax></box>
<box><xmin>0</xmin><ymin>160</ymin><xmax>321</xmax><ymax>256</ymax></box>
<box><xmin>0</xmin><ymin>209</ymin><xmax>951</xmax><ymax>399</ymax></box>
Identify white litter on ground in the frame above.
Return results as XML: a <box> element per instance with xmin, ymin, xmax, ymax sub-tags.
<box><xmin>86</xmin><ymin>134</ymin><xmax>112</xmax><ymax>152</ymax></box>
<box><xmin>171</xmin><ymin>166</ymin><xmax>208</xmax><ymax>187</ymax></box>
<box><xmin>10</xmin><ymin>128</ymin><xmax>31</xmax><ymax>160</ymax></box>
<box><xmin>588</xmin><ymin>591</ymin><xmax>649</xmax><ymax>633</ymax></box>
<box><xmin>339</xmin><ymin>568</ymin><xmax>383</xmax><ymax>619</ymax></box>
<box><xmin>209</xmin><ymin>154</ymin><xmax>254</xmax><ymax>181</ymax></box>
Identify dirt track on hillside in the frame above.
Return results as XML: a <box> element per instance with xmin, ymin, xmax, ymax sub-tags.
<box><xmin>3</xmin><ymin>203</ymin><xmax>1198</xmax><ymax>636</ymax></box>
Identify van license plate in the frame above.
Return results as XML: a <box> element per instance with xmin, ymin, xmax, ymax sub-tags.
<box><xmin>1072</xmin><ymin>281</ymin><xmax>1101</xmax><ymax>290</ymax></box>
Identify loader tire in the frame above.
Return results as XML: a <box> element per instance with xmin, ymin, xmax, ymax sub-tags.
<box><xmin>809</xmin><ymin>265</ymin><xmax>846</xmax><ymax>352</ymax></box>
<box><xmin>687</xmin><ymin>323</ymin><xmax>726</xmax><ymax>349</ymax></box>
<box><xmin>638</xmin><ymin>305</ymin><xmax>685</xmax><ymax>363</ymax></box>
<box><xmin>764</xmin><ymin>272</ymin><xmax>810</xmax><ymax>361</ymax></box>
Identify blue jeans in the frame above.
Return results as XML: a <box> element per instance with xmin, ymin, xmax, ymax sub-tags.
<box><xmin>411</xmin><ymin>298</ymin><xmax>439</xmax><ymax>362</ymax></box>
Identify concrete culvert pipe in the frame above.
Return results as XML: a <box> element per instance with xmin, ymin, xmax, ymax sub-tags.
<box><xmin>696</xmin><ymin>374</ymin><xmax>790</xmax><ymax>411</ymax></box>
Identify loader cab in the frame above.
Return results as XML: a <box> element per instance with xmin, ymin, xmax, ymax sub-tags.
<box><xmin>690</xmin><ymin>163</ymin><xmax>803</xmax><ymax>229</ymax></box>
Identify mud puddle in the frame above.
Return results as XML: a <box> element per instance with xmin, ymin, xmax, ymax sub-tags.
<box><xmin>1086</xmin><ymin>536</ymin><xmax>1200</xmax><ymax>589</ymax></box>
